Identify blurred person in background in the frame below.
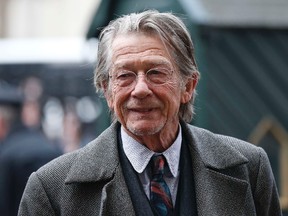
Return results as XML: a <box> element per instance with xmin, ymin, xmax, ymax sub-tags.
<box><xmin>61</xmin><ymin>98</ymin><xmax>83</xmax><ymax>153</ymax></box>
<box><xmin>0</xmin><ymin>80</ymin><xmax>62</xmax><ymax>216</ymax></box>
<box><xmin>20</xmin><ymin>76</ymin><xmax>44</xmax><ymax>131</ymax></box>
<box><xmin>19</xmin><ymin>10</ymin><xmax>281</xmax><ymax>216</ymax></box>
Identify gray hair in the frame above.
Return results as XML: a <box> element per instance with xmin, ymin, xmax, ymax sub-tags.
<box><xmin>94</xmin><ymin>10</ymin><xmax>200</xmax><ymax>122</ymax></box>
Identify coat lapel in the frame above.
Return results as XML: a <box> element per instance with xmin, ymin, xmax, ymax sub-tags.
<box><xmin>182</xmin><ymin>123</ymin><xmax>250</xmax><ymax>216</ymax></box>
<box><xmin>192</xmin><ymin>155</ymin><xmax>249</xmax><ymax>216</ymax></box>
<box><xmin>64</xmin><ymin>122</ymin><xmax>135</xmax><ymax>215</ymax></box>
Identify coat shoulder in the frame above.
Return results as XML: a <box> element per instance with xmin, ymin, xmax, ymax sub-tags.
<box><xmin>35</xmin><ymin>122</ymin><xmax>119</xmax><ymax>182</ymax></box>
<box><xmin>184</xmin><ymin>124</ymin><xmax>267</xmax><ymax>169</ymax></box>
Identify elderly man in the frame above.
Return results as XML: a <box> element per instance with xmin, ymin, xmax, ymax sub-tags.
<box><xmin>19</xmin><ymin>10</ymin><xmax>281</xmax><ymax>216</ymax></box>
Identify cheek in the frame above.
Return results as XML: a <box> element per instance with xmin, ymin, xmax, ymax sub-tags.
<box><xmin>104</xmin><ymin>88</ymin><xmax>114</xmax><ymax>110</ymax></box>
<box><xmin>158</xmin><ymin>85</ymin><xmax>182</xmax><ymax>114</ymax></box>
<box><xmin>166</xmin><ymin>81</ymin><xmax>183</xmax><ymax>102</ymax></box>
<box><xmin>105</xmin><ymin>83</ymin><xmax>124</xmax><ymax>110</ymax></box>
<box><xmin>110</xmin><ymin>88</ymin><xmax>129</xmax><ymax>112</ymax></box>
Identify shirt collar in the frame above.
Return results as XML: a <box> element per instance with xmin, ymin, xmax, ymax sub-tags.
<box><xmin>121</xmin><ymin>125</ymin><xmax>182</xmax><ymax>177</ymax></box>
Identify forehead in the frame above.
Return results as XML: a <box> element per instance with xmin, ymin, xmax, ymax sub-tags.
<box><xmin>111</xmin><ymin>33</ymin><xmax>173</xmax><ymax>68</ymax></box>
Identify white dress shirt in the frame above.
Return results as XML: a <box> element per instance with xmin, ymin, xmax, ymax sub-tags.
<box><xmin>121</xmin><ymin>126</ymin><xmax>182</xmax><ymax>205</ymax></box>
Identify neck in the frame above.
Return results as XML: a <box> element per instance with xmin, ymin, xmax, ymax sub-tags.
<box><xmin>124</xmin><ymin>124</ymin><xmax>179</xmax><ymax>153</ymax></box>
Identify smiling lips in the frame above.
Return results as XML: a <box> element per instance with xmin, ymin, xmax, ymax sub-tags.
<box><xmin>129</xmin><ymin>108</ymin><xmax>155</xmax><ymax>113</ymax></box>
<box><xmin>126</xmin><ymin>99</ymin><xmax>162</xmax><ymax>115</ymax></box>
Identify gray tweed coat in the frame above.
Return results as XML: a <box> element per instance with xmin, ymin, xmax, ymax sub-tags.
<box><xmin>18</xmin><ymin>122</ymin><xmax>281</xmax><ymax>216</ymax></box>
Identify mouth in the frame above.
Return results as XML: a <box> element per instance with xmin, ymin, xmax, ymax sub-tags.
<box><xmin>129</xmin><ymin>108</ymin><xmax>154</xmax><ymax>113</ymax></box>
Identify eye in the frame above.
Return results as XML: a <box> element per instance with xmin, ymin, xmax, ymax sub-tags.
<box><xmin>148</xmin><ymin>69</ymin><xmax>162</xmax><ymax>75</ymax></box>
<box><xmin>116</xmin><ymin>71</ymin><xmax>135</xmax><ymax>80</ymax></box>
<box><xmin>147</xmin><ymin>68</ymin><xmax>171</xmax><ymax>84</ymax></box>
<box><xmin>114</xmin><ymin>71</ymin><xmax>136</xmax><ymax>87</ymax></box>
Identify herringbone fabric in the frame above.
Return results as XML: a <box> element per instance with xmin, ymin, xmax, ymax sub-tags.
<box><xmin>18</xmin><ymin>122</ymin><xmax>282</xmax><ymax>216</ymax></box>
<box><xmin>150</xmin><ymin>155</ymin><xmax>173</xmax><ymax>215</ymax></box>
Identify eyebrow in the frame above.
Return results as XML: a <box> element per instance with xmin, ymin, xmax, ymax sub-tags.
<box><xmin>111</xmin><ymin>59</ymin><xmax>172</xmax><ymax>71</ymax></box>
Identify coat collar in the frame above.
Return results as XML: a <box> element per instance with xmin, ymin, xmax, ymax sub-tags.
<box><xmin>65</xmin><ymin>121</ymin><xmax>249</xmax><ymax>182</ymax></box>
<box><xmin>64</xmin><ymin>122</ymin><xmax>135</xmax><ymax>215</ymax></box>
<box><xmin>182</xmin><ymin>122</ymin><xmax>249</xmax><ymax>170</ymax></box>
<box><xmin>65</xmin><ymin>122</ymin><xmax>120</xmax><ymax>184</ymax></box>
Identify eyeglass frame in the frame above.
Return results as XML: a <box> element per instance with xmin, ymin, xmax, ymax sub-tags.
<box><xmin>108</xmin><ymin>67</ymin><xmax>175</xmax><ymax>88</ymax></box>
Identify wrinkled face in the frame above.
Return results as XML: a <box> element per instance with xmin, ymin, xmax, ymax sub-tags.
<box><xmin>105</xmin><ymin>33</ymin><xmax>194</xmax><ymax>141</ymax></box>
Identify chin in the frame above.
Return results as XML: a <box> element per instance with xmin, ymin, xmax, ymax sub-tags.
<box><xmin>127</xmin><ymin>122</ymin><xmax>164</xmax><ymax>137</ymax></box>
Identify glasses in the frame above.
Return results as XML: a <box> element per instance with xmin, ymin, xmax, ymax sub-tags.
<box><xmin>109</xmin><ymin>68</ymin><xmax>174</xmax><ymax>87</ymax></box>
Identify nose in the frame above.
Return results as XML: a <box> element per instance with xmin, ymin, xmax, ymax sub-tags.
<box><xmin>131</xmin><ymin>74</ymin><xmax>152</xmax><ymax>98</ymax></box>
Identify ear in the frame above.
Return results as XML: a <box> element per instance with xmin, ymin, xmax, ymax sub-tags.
<box><xmin>106</xmin><ymin>98</ymin><xmax>114</xmax><ymax>110</ymax></box>
<box><xmin>181</xmin><ymin>75</ymin><xmax>198</xmax><ymax>103</ymax></box>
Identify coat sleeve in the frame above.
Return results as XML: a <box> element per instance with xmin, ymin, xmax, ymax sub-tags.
<box><xmin>18</xmin><ymin>172</ymin><xmax>56</xmax><ymax>216</ymax></box>
<box><xmin>253</xmin><ymin>148</ymin><xmax>282</xmax><ymax>216</ymax></box>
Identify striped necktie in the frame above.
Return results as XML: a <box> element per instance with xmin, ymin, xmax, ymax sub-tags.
<box><xmin>150</xmin><ymin>155</ymin><xmax>173</xmax><ymax>215</ymax></box>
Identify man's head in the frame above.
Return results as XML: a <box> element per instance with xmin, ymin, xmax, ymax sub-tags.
<box><xmin>94</xmin><ymin>10</ymin><xmax>199</xmax><ymax>149</ymax></box>
<box><xmin>94</xmin><ymin>10</ymin><xmax>199</xmax><ymax>123</ymax></box>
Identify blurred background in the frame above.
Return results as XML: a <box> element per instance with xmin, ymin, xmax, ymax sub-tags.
<box><xmin>0</xmin><ymin>0</ymin><xmax>287</xmax><ymax>214</ymax></box>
